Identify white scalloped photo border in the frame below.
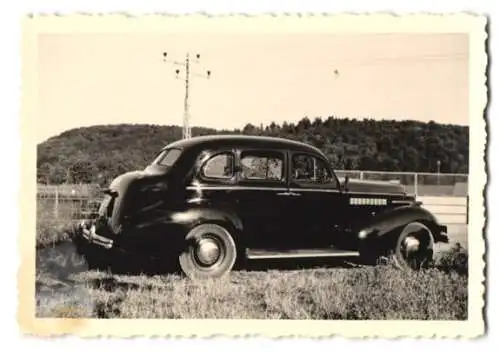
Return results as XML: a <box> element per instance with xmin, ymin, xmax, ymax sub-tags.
<box><xmin>17</xmin><ymin>13</ymin><xmax>488</xmax><ymax>339</ymax></box>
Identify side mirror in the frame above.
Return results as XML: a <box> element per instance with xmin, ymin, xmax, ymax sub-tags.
<box><xmin>343</xmin><ymin>175</ymin><xmax>349</xmax><ymax>191</ymax></box>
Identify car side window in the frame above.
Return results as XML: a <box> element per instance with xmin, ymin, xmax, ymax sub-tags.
<box><xmin>240</xmin><ymin>151</ymin><xmax>284</xmax><ymax>181</ymax></box>
<box><xmin>201</xmin><ymin>152</ymin><xmax>234</xmax><ymax>179</ymax></box>
<box><xmin>291</xmin><ymin>154</ymin><xmax>336</xmax><ymax>186</ymax></box>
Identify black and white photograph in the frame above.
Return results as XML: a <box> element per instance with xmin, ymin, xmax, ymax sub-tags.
<box><xmin>18</xmin><ymin>14</ymin><xmax>487</xmax><ymax>337</ymax></box>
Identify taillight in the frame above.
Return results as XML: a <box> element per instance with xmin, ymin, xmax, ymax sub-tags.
<box><xmin>106</xmin><ymin>197</ymin><xmax>115</xmax><ymax>218</ymax></box>
<box><xmin>103</xmin><ymin>189</ymin><xmax>118</xmax><ymax>197</ymax></box>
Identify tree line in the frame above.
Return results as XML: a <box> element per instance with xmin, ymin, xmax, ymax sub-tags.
<box><xmin>36</xmin><ymin>116</ymin><xmax>469</xmax><ymax>185</ymax></box>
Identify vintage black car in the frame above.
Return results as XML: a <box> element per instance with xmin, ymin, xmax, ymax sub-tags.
<box><xmin>76</xmin><ymin>135</ymin><xmax>449</xmax><ymax>279</ymax></box>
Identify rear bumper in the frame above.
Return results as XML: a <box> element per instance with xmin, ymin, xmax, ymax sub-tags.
<box><xmin>79</xmin><ymin>220</ymin><xmax>114</xmax><ymax>249</ymax></box>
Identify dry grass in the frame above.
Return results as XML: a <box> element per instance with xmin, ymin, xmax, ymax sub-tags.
<box><xmin>35</xmin><ymin>240</ymin><xmax>468</xmax><ymax>320</ymax></box>
<box><xmin>36</xmin><ymin>220</ymin><xmax>79</xmax><ymax>248</ymax></box>
<box><xmin>86</xmin><ymin>267</ymin><xmax>466</xmax><ymax>320</ymax></box>
<box><xmin>36</xmin><ymin>199</ymin><xmax>81</xmax><ymax>247</ymax></box>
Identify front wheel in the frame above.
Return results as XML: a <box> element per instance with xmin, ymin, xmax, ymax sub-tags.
<box><xmin>389</xmin><ymin>221</ymin><xmax>434</xmax><ymax>271</ymax></box>
<box><xmin>178</xmin><ymin>223</ymin><xmax>237</xmax><ymax>280</ymax></box>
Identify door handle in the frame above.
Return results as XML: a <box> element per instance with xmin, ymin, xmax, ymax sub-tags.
<box><xmin>276</xmin><ymin>191</ymin><xmax>302</xmax><ymax>197</ymax></box>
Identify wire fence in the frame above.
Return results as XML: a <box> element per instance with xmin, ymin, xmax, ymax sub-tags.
<box><xmin>37</xmin><ymin>170</ymin><xmax>468</xmax><ymax>224</ymax></box>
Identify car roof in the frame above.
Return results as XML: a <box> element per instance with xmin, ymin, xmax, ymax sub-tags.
<box><xmin>162</xmin><ymin>134</ymin><xmax>326</xmax><ymax>157</ymax></box>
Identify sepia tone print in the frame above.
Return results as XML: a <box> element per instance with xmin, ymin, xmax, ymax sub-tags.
<box><xmin>19</xmin><ymin>14</ymin><xmax>487</xmax><ymax>338</ymax></box>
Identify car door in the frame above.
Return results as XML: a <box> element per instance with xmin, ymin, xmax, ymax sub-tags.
<box><xmin>234</xmin><ymin>148</ymin><xmax>293</xmax><ymax>250</ymax></box>
<box><xmin>287</xmin><ymin>152</ymin><xmax>348</xmax><ymax>249</ymax></box>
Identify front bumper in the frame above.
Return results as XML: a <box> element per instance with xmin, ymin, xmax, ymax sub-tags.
<box><xmin>434</xmin><ymin>224</ymin><xmax>449</xmax><ymax>243</ymax></box>
<box><xmin>79</xmin><ymin>221</ymin><xmax>114</xmax><ymax>249</ymax></box>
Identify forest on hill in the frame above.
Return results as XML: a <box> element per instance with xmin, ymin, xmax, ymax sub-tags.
<box><xmin>36</xmin><ymin>117</ymin><xmax>469</xmax><ymax>185</ymax></box>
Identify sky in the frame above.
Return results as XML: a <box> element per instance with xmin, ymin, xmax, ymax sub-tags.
<box><xmin>37</xmin><ymin>32</ymin><xmax>469</xmax><ymax>143</ymax></box>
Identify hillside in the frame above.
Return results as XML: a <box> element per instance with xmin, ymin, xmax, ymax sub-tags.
<box><xmin>37</xmin><ymin>117</ymin><xmax>469</xmax><ymax>184</ymax></box>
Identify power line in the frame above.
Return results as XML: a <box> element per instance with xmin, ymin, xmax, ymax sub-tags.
<box><xmin>162</xmin><ymin>52</ymin><xmax>212</xmax><ymax>139</ymax></box>
<box><xmin>337</xmin><ymin>52</ymin><xmax>467</xmax><ymax>69</ymax></box>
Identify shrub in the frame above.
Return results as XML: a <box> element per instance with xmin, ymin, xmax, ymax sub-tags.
<box><xmin>433</xmin><ymin>243</ymin><xmax>468</xmax><ymax>276</ymax></box>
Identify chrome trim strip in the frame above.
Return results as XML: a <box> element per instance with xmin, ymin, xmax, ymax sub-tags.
<box><xmin>246</xmin><ymin>249</ymin><xmax>360</xmax><ymax>259</ymax></box>
<box><xmin>186</xmin><ymin>184</ymin><xmax>404</xmax><ymax>197</ymax></box>
<box><xmin>289</xmin><ymin>188</ymin><xmax>340</xmax><ymax>193</ymax></box>
<box><xmin>186</xmin><ymin>185</ymin><xmax>337</xmax><ymax>193</ymax></box>
<box><xmin>186</xmin><ymin>185</ymin><xmax>288</xmax><ymax>192</ymax></box>
<box><xmin>186</xmin><ymin>197</ymin><xmax>204</xmax><ymax>204</ymax></box>
<box><xmin>345</xmin><ymin>191</ymin><xmax>406</xmax><ymax>196</ymax></box>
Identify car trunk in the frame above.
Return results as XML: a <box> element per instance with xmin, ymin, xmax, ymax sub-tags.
<box><xmin>95</xmin><ymin>169</ymin><xmax>169</xmax><ymax>236</ymax></box>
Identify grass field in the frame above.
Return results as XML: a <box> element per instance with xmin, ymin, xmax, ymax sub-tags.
<box><xmin>35</xmin><ymin>210</ymin><xmax>469</xmax><ymax>320</ymax></box>
<box><xmin>36</xmin><ymin>240</ymin><xmax>468</xmax><ymax>320</ymax></box>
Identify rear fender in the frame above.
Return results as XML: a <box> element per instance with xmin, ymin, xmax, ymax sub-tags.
<box><xmin>168</xmin><ymin>207</ymin><xmax>243</xmax><ymax>234</ymax></box>
<box><xmin>121</xmin><ymin>206</ymin><xmax>244</xmax><ymax>257</ymax></box>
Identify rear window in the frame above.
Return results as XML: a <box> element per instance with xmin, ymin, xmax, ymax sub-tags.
<box><xmin>153</xmin><ymin>148</ymin><xmax>182</xmax><ymax>167</ymax></box>
<box><xmin>201</xmin><ymin>152</ymin><xmax>234</xmax><ymax>179</ymax></box>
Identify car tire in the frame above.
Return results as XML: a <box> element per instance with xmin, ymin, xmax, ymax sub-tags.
<box><xmin>179</xmin><ymin>223</ymin><xmax>237</xmax><ymax>280</ymax></box>
<box><xmin>77</xmin><ymin>245</ymin><xmax>112</xmax><ymax>271</ymax></box>
<box><xmin>390</xmin><ymin>221</ymin><xmax>434</xmax><ymax>271</ymax></box>
<box><xmin>85</xmin><ymin>251</ymin><xmax>112</xmax><ymax>271</ymax></box>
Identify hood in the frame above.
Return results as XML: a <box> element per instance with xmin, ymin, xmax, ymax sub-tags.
<box><xmin>340</xmin><ymin>177</ymin><xmax>407</xmax><ymax>195</ymax></box>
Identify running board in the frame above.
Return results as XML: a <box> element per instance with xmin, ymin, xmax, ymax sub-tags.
<box><xmin>246</xmin><ymin>248</ymin><xmax>360</xmax><ymax>260</ymax></box>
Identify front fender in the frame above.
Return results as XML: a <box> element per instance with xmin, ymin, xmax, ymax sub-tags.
<box><xmin>357</xmin><ymin>204</ymin><xmax>448</xmax><ymax>244</ymax></box>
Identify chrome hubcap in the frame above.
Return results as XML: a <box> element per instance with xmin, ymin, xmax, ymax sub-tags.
<box><xmin>404</xmin><ymin>236</ymin><xmax>421</xmax><ymax>253</ymax></box>
<box><xmin>401</xmin><ymin>235</ymin><xmax>430</xmax><ymax>269</ymax></box>
<box><xmin>195</xmin><ymin>238</ymin><xmax>221</xmax><ymax>266</ymax></box>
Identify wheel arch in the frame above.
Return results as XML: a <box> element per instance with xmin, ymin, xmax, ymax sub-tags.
<box><xmin>167</xmin><ymin>206</ymin><xmax>245</xmax><ymax>247</ymax></box>
<box><xmin>358</xmin><ymin>205</ymin><xmax>441</xmax><ymax>253</ymax></box>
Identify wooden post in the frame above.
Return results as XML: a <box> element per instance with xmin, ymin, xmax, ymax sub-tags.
<box><xmin>54</xmin><ymin>186</ymin><xmax>59</xmax><ymax>219</ymax></box>
<box><xmin>414</xmin><ymin>173</ymin><xmax>418</xmax><ymax>197</ymax></box>
<box><xmin>466</xmin><ymin>194</ymin><xmax>469</xmax><ymax>225</ymax></box>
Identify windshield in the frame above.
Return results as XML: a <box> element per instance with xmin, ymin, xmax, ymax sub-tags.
<box><xmin>153</xmin><ymin>148</ymin><xmax>182</xmax><ymax>167</ymax></box>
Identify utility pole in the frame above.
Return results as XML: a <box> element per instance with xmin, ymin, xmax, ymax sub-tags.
<box><xmin>437</xmin><ymin>160</ymin><xmax>441</xmax><ymax>186</ymax></box>
<box><xmin>162</xmin><ymin>52</ymin><xmax>211</xmax><ymax>140</ymax></box>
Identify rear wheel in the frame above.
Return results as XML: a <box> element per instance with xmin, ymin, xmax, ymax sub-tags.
<box><xmin>179</xmin><ymin>223</ymin><xmax>237</xmax><ymax>280</ymax></box>
<box><xmin>390</xmin><ymin>222</ymin><xmax>434</xmax><ymax>270</ymax></box>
